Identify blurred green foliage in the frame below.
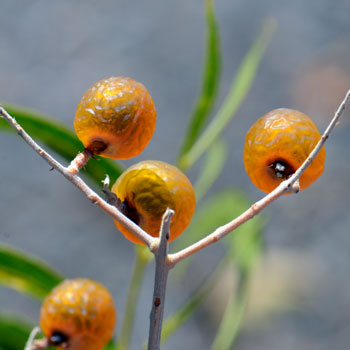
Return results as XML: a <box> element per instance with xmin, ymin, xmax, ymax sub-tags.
<box><xmin>0</xmin><ymin>245</ymin><xmax>63</xmax><ymax>300</ymax></box>
<box><xmin>0</xmin><ymin>313</ymin><xmax>33</xmax><ymax>350</ymax></box>
<box><xmin>0</xmin><ymin>104</ymin><xmax>124</xmax><ymax>185</ymax></box>
<box><xmin>0</xmin><ymin>0</ymin><xmax>272</xmax><ymax>348</ymax></box>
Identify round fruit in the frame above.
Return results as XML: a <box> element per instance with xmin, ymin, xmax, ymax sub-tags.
<box><xmin>243</xmin><ymin>108</ymin><xmax>325</xmax><ymax>193</ymax></box>
<box><xmin>112</xmin><ymin>160</ymin><xmax>196</xmax><ymax>245</ymax></box>
<box><xmin>74</xmin><ymin>76</ymin><xmax>156</xmax><ymax>159</ymax></box>
<box><xmin>40</xmin><ymin>278</ymin><xmax>116</xmax><ymax>350</ymax></box>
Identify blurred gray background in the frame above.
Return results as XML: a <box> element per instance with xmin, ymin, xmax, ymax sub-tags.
<box><xmin>0</xmin><ymin>0</ymin><xmax>349</xmax><ymax>349</ymax></box>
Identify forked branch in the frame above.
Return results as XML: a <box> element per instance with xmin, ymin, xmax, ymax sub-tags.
<box><xmin>24</xmin><ymin>327</ymin><xmax>45</xmax><ymax>350</ymax></box>
<box><xmin>148</xmin><ymin>208</ymin><xmax>174</xmax><ymax>350</ymax></box>
<box><xmin>1</xmin><ymin>88</ymin><xmax>349</xmax><ymax>350</ymax></box>
<box><xmin>0</xmin><ymin>106</ymin><xmax>155</xmax><ymax>249</ymax></box>
<box><xmin>167</xmin><ymin>89</ymin><xmax>350</xmax><ymax>268</ymax></box>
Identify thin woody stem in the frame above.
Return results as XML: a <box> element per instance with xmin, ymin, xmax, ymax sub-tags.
<box><xmin>24</xmin><ymin>327</ymin><xmax>48</xmax><ymax>350</ymax></box>
<box><xmin>148</xmin><ymin>208</ymin><xmax>174</xmax><ymax>350</ymax></box>
<box><xmin>24</xmin><ymin>327</ymin><xmax>41</xmax><ymax>350</ymax></box>
<box><xmin>67</xmin><ymin>148</ymin><xmax>94</xmax><ymax>173</ymax></box>
<box><xmin>3</xmin><ymin>87</ymin><xmax>349</xmax><ymax>350</ymax></box>
<box><xmin>168</xmin><ymin>89</ymin><xmax>350</xmax><ymax>268</ymax></box>
<box><xmin>0</xmin><ymin>106</ymin><xmax>155</xmax><ymax>249</ymax></box>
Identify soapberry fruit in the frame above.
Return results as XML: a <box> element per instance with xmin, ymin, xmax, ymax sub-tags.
<box><xmin>74</xmin><ymin>77</ymin><xmax>156</xmax><ymax>159</ymax></box>
<box><xmin>243</xmin><ymin>108</ymin><xmax>325</xmax><ymax>193</ymax></box>
<box><xmin>40</xmin><ymin>278</ymin><xmax>116</xmax><ymax>350</ymax></box>
<box><xmin>112</xmin><ymin>160</ymin><xmax>196</xmax><ymax>244</ymax></box>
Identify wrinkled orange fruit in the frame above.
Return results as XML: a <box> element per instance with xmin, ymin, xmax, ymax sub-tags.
<box><xmin>74</xmin><ymin>76</ymin><xmax>156</xmax><ymax>159</ymax></box>
<box><xmin>243</xmin><ymin>108</ymin><xmax>325</xmax><ymax>193</ymax></box>
<box><xmin>40</xmin><ymin>278</ymin><xmax>116</xmax><ymax>350</ymax></box>
<box><xmin>112</xmin><ymin>160</ymin><xmax>196</xmax><ymax>245</ymax></box>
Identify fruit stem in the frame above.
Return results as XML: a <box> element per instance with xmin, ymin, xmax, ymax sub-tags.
<box><xmin>168</xmin><ymin>89</ymin><xmax>350</xmax><ymax>268</ymax></box>
<box><xmin>67</xmin><ymin>149</ymin><xmax>94</xmax><ymax>174</ymax></box>
<box><xmin>0</xmin><ymin>105</ymin><xmax>156</xmax><ymax>247</ymax></box>
<box><xmin>147</xmin><ymin>208</ymin><xmax>174</xmax><ymax>350</ymax></box>
<box><xmin>24</xmin><ymin>327</ymin><xmax>48</xmax><ymax>350</ymax></box>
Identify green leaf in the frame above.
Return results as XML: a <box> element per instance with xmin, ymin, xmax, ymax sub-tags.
<box><xmin>179</xmin><ymin>19</ymin><xmax>276</xmax><ymax>170</ymax></box>
<box><xmin>210</xmin><ymin>198</ymin><xmax>264</xmax><ymax>350</ymax></box>
<box><xmin>0</xmin><ymin>104</ymin><xmax>124</xmax><ymax>186</ymax></box>
<box><xmin>181</xmin><ymin>187</ymin><xmax>263</xmax><ymax>272</ymax></box>
<box><xmin>161</xmin><ymin>255</ymin><xmax>234</xmax><ymax>346</ymax></box>
<box><xmin>211</xmin><ymin>272</ymin><xmax>249</xmax><ymax>350</ymax></box>
<box><xmin>194</xmin><ymin>140</ymin><xmax>227</xmax><ymax>202</ymax></box>
<box><xmin>175</xmin><ymin>189</ymin><xmax>254</xmax><ymax>251</ymax></box>
<box><xmin>161</xmin><ymin>273</ymin><xmax>214</xmax><ymax>345</ymax></box>
<box><xmin>211</xmin><ymin>208</ymin><xmax>264</xmax><ymax>350</ymax></box>
<box><xmin>104</xmin><ymin>339</ymin><xmax>116</xmax><ymax>350</ymax></box>
<box><xmin>178</xmin><ymin>0</ymin><xmax>221</xmax><ymax>160</ymax></box>
<box><xmin>164</xmin><ymin>190</ymin><xmax>264</xmax><ymax>345</ymax></box>
<box><xmin>227</xmin><ymin>213</ymin><xmax>264</xmax><ymax>273</ymax></box>
<box><xmin>0</xmin><ymin>313</ymin><xmax>33</xmax><ymax>350</ymax></box>
<box><xmin>173</xmin><ymin>189</ymin><xmax>263</xmax><ymax>279</ymax></box>
<box><xmin>0</xmin><ymin>244</ymin><xmax>63</xmax><ymax>300</ymax></box>
<box><xmin>117</xmin><ymin>246</ymin><xmax>152</xmax><ymax>350</ymax></box>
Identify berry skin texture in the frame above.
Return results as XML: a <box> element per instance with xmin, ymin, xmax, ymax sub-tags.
<box><xmin>243</xmin><ymin>108</ymin><xmax>326</xmax><ymax>193</ymax></box>
<box><xmin>74</xmin><ymin>77</ymin><xmax>156</xmax><ymax>159</ymax></box>
<box><xmin>112</xmin><ymin>160</ymin><xmax>196</xmax><ymax>245</ymax></box>
<box><xmin>40</xmin><ymin>278</ymin><xmax>116</xmax><ymax>350</ymax></box>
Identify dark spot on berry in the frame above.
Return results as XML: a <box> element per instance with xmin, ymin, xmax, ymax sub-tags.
<box><xmin>268</xmin><ymin>159</ymin><xmax>295</xmax><ymax>179</ymax></box>
<box><xmin>49</xmin><ymin>330</ymin><xmax>69</xmax><ymax>346</ymax></box>
<box><xmin>88</xmin><ymin>139</ymin><xmax>108</xmax><ymax>154</ymax></box>
<box><xmin>83</xmin><ymin>147</ymin><xmax>96</xmax><ymax>159</ymax></box>
<box><xmin>120</xmin><ymin>199</ymin><xmax>141</xmax><ymax>226</ymax></box>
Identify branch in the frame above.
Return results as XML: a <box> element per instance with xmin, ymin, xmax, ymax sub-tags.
<box><xmin>24</xmin><ymin>327</ymin><xmax>47</xmax><ymax>350</ymax></box>
<box><xmin>168</xmin><ymin>89</ymin><xmax>350</xmax><ymax>268</ymax></box>
<box><xmin>148</xmin><ymin>208</ymin><xmax>174</xmax><ymax>350</ymax></box>
<box><xmin>67</xmin><ymin>149</ymin><xmax>94</xmax><ymax>173</ymax></box>
<box><xmin>0</xmin><ymin>106</ymin><xmax>156</xmax><ymax>249</ymax></box>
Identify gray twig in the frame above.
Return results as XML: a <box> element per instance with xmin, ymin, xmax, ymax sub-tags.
<box><xmin>0</xmin><ymin>106</ymin><xmax>155</xmax><ymax>248</ymax></box>
<box><xmin>67</xmin><ymin>148</ymin><xmax>94</xmax><ymax>173</ymax></box>
<box><xmin>148</xmin><ymin>208</ymin><xmax>174</xmax><ymax>350</ymax></box>
<box><xmin>168</xmin><ymin>89</ymin><xmax>350</xmax><ymax>268</ymax></box>
<box><xmin>1</xmin><ymin>88</ymin><xmax>348</xmax><ymax>350</ymax></box>
<box><xmin>24</xmin><ymin>327</ymin><xmax>46</xmax><ymax>350</ymax></box>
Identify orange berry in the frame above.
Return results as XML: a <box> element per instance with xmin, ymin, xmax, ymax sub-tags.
<box><xmin>111</xmin><ymin>160</ymin><xmax>196</xmax><ymax>245</ymax></box>
<box><xmin>40</xmin><ymin>278</ymin><xmax>116</xmax><ymax>350</ymax></box>
<box><xmin>243</xmin><ymin>108</ymin><xmax>325</xmax><ymax>193</ymax></box>
<box><xmin>74</xmin><ymin>77</ymin><xmax>156</xmax><ymax>159</ymax></box>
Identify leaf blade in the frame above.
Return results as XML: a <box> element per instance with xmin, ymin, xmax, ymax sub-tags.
<box><xmin>0</xmin><ymin>244</ymin><xmax>63</xmax><ymax>300</ymax></box>
<box><xmin>0</xmin><ymin>313</ymin><xmax>33</xmax><ymax>350</ymax></box>
<box><xmin>0</xmin><ymin>104</ymin><xmax>124</xmax><ymax>186</ymax></box>
<box><xmin>179</xmin><ymin>19</ymin><xmax>276</xmax><ymax>170</ymax></box>
<box><xmin>165</xmin><ymin>190</ymin><xmax>263</xmax><ymax>343</ymax></box>
<box><xmin>211</xmin><ymin>272</ymin><xmax>249</xmax><ymax>350</ymax></box>
<box><xmin>178</xmin><ymin>0</ymin><xmax>221</xmax><ymax>161</ymax></box>
<box><xmin>174</xmin><ymin>188</ymin><xmax>256</xmax><ymax>252</ymax></box>
<box><xmin>161</xmin><ymin>274</ymin><xmax>214</xmax><ymax>344</ymax></box>
<box><xmin>193</xmin><ymin>140</ymin><xmax>227</xmax><ymax>202</ymax></box>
